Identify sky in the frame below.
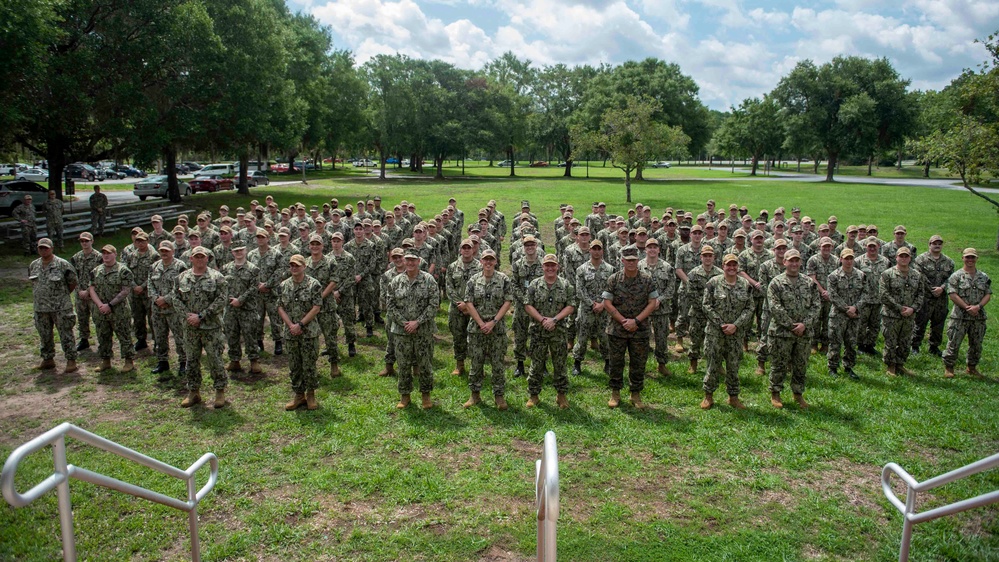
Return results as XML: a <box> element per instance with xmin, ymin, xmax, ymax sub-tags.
<box><xmin>291</xmin><ymin>0</ymin><xmax>999</xmax><ymax>110</ymax></box>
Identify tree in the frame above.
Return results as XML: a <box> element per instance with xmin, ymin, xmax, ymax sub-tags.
<box><xmin>484</xmin><ymin>53</ymin><xmax>535</xmax><ymax>176</ymax></box>
<box><xmin>714</xmin><ymin>97</ymin><xmax>783</xmax><ymax>175</ymax></box>
<box><xmin>363</xmin><ymin>54</ymin><xmax>416</xmax><ymax>179</ymax></box>
<box><xmin>533</xmin><ymin>64</ymin><xmax>595</xmax><ymax>177</ymax></box>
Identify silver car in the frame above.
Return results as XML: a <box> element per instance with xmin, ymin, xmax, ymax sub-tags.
<box><xmin>16</xmin><ymin>168</ymin><xmax>50</xmax><ymax>182</ymax></box>
<box><xmin>133</xmin><ymin>175</ymin><xmax>191</xmax><ymax>201</ymax></box>
<box><xmin>1</xmin><ymin>180</ymin><xmax>48</xmax><ymax>216</ymax></box>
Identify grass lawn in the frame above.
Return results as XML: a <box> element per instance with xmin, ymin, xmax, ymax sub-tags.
<box><xmin>1</xmin><ymin>176</ymin><xmax>997</xmax><ymax>561</ymax></box>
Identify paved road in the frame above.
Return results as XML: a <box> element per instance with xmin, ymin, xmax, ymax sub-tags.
<box><xmin>70</xmin><ymin>180</ymin><xmax>305</xmax><ymax>207</ymax></box>
<box><xmin>699</xmin><ymin>168</ymin><xmax>999</xmax><ymax>193</ymax></box>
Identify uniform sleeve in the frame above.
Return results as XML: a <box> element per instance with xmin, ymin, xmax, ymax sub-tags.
<box><xmin>803</xmin><ymin>281</ymin><xmax>821</xmax><ymax>326</ymax></box>
<box><xmin>880</xmin><ymin>271</ymin><xmax>902</xmax><ymax>313</ymax></box>
<box><xmin>702</xmin><ymin>279</ymin><xmax>723</xmax><ymax>327</ymax></box>
<box><xmin>417</xmin><ymin>276</ymin><xmax>440</xmax><ymax>326</ymax></box>
<box><xmin>767</xmin><ymin>280</ymin><xmax>793</xmax><ymax>330</ymax></box>
<box><xmin>205</xmin><ymin>274</ymin><xmax>228</xmax><ymax>317</ymax></box>
<box><xmin>734</xmin><ymin>289</ymin><xmax>755</xmax><ymax>331</ymax></box>
<box><xmin>828</xmin><ymin>272</ymin><xmax>850</xmax><ymax>313</ymax></box>
<box><xmin>236</xmin><ymin>265</ymin><xmax>258</xmax><ymax>305</ymax></box>
<box><xmin>501</xmin><ymin>275</ymin><xmax>514</xmax><ymax>303</ymax></box>
<box><xmin>64</xmin><ymin>261</ymin><xmax>79</xmax><ymax>289</ymax></box>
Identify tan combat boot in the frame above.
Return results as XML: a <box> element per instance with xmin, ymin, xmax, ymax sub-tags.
<box><xmin>494</xmin><ymin>395</ymin><xmax>508</xmax><ymax>411</ymax></box>
<box><xmin>64</xmin><ymin>360</ymin><xmax>78</xmax><ymax>374</ymax></box>
<box><xmin>886</xmin><ymin>364</ymin><xmax>897</xmax><ymax>376</ymax></box>
<box><xmin>213</xmin><ymin>389</ymin><xmax>227</xmax><ymax>409</ymax></box>
<box><xmin>727</xmin><ymin>395</ymin><xmax>746</xmax><ymax>410</ymax></box>
<box><xmin>944</xmin><ymin>365</ymin><xmax>955</xmax><ymax>378</ymax></box>
<box><xmin>305</xmin><ymin>390</ymin><xmax>318</xmax><ymax>410</ymax></box>
<box><xmin>100</xmin><ymin>358</ymin><xmax>112</xmax><ymax>371</ymax></box>
<box><xmin>181</xmin><ymin>390</ymin><xmax>201</xmax><ymax>408</ymax></box>
<box><xmin>451</xmin><ymin>360</ymin><xmax>466</xmax><ymax>376</ymax></box>
<box><xmin>285</xmin><ymin>393</ymin><xmax>306</xmax><ymax>411</ymax></box>
<box><xmin>630</xmin><ymin>391</ymin><xmax>645</xmax><ymax>410</ymax></box>
<box><xmin>967</xmin><ymin>365</ymin><xmax>984</xmax><ymax>378</ymax></box>
<box><xmin>700</xmin><ymin>392</ymin><xmax>714</xmax><ymax>410</ymax></box>
<box><xmin>463</xmin><ymin>392</ymin><xmax>481</xmax><ymax>408</ymax></box>
<box><xmin>794</xmin><ymin>393</ymin><xmax>808</xmax><ymax>409</ymax></box>
<box><xmin>396</xmin><ymin>394</ymin><xmax>411</xmax><ymax>409</ymax></box>
<box><xmin>658</xmin><ymin>363</ymin><xmax>671</xmax><ymax>377</ymax></box>
<box><xmin>608</xmin><ymin>390</ymin><xmax>621</xmax><ymax>408</ymax></box>
<box><xmin>249</xmin><ymin>360</ymin><xmax>262</xmax><ymax>374</ymax></box>
<box><xmin>556</xmin><ymin>393</ymin><xmax>569</xmax><ymax>410</ymax></box>
<box><xmin>378</xmin><ymin>363</ymin><xmax>394</xmax><ymax>377</ymax></box>
<box><xmin>421</xmin><ymin>392</ymin><xmax>433</xmax><ymax>410</ymax></box>
<box><xmin>770</xmin><ymin>392</ymin><xmax>783</xmax><ymax>409</ymax></box>
<box><xmin>226</xmin><ymin>360</ymin><xmax>242</xmax><ymax>372</ymax></box>
<box><xmin>39</xmin><ymin>358</ymin><xmax>56</xmax><ymax>370</ymax></box>
<box><xmin>121</xmin><ymin>358</ymin><xmax>135</xmax><ymax>372</ymax></box>
<box><xmin>688</xmin><ymin>358</ymin><xmax>698</xmax><ymax>374</ymax></box>
<box><xmin>755</xmin><ymin>361</ymin><xmax>766</xmax><ymax>376</ymax></box>
<box><xmin>526</xmin><ymin>395</ymin><xmax>541</xmax><ymax>408</ymax></box>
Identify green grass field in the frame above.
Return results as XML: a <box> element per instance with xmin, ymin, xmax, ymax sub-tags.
<box><xmin>1</xmin><ymin>176</ymin><xmax>997</xmax><ymax>561</ymax></box>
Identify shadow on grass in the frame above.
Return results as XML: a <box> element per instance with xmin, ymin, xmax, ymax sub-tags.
<box><xmin>33</xmin><ymin>368</ymin><xmax>84</xmax><ymax>393</ymax></box>
<box><xmin>402</xmin><ymin>403</ymin><xmax>468</xmax><ymax>431</ymax></box>
<box><xmin>96</xmin><ymin>366</ymin><xmax>139</xmax><ymax>387</ymax></box>
<box><xmin>294</xmin><ymin>404</ymin><xmax>343</xmax><ymax>426</ymax></box>
<box><xmin>188</xmin><ymin>403</ymin><xmax>248</xmax><ymax>433</ymax></box>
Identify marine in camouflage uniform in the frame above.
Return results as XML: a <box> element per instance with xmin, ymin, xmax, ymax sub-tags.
<box><xmin>13</xmin><ymin>198</ymin><xmax>37</xmax><ymax>255</ymax></box>
<box><xmin>386</xmin><ymin>253</ymin><xmax>440</xmax><ymax>408</ymax></box>
<box><xmin>29</xmin><ymin>239</ymin><xmax>78</xmax><ymax>370</ymax></box>
<box><xmin>445</xmin><ymin>241</ymin><xmax>482</xmax><ymax>374</ymax></box>
<box><xmin>89</xmin><ymin>246</ymin><xmax>135</xmax><ymax>367</ymax></box>
<box><xmin>43</xmin><ymin>192</ymin><xmax>65</xmax><ymax>251</ymax></box>
<box><xmin>879</xmin><ymin>248</ymin><xmax>924</xmax><ymax>374</ymax></box>
<box><xmin>701</xmin><ymin>256</ymin><xmax>753</xmax><ymax>407</ymax></box>
<box><xmin>148</xmin><ymin>242</ymin><xmax>188</xmax><ymax>376</ymax></box>
<box><xmin>89</xmin><ymin>188</ymin><xmax>108</xmax><ymax>236</ymax></box>
<box><xmin>911</xmin><ymin>237</ymin><xmax>954</xmax><ymax>355</ymax></box>
<box><xmin>464</xmin><ymin>250</ymin><xmax>514</xmax><ymax>408</ymax></box>
<box><xmin>176</xmin><ymin>248</ymin><xmax>229</xmax><ymax>403</ymax></box>
<box><xmin>572</xmin><ymin>241</ymin><xmax>615</xmax><ymax>372</ymax></box>
<box><xmin>602</xmin><ymin>245</ymin><xmax>659</xmax><ymax>409</ymax></box>
<box><xmin>639</xmin><ymin>238</ymin><xmax>675</xmax><ymax>372</ymax></box>
<box><xmin>71</xmin><ymin>235</ymin><xmax>101</xmax><ymax>348</ymax></box>
<box><xmin>942</xmin><ymin>249</ymin><xmax>991</xmax><ymax>377</ymax></box>
<box><xmin>125</xmin><ymin>234</ymin><xmax>155</xmax><ymax>350</ymax></box>
<box><xmin>826</xmin><ymin>251</ymin><xmax>865</xmax><ymax>377</ymax></box>
<box><xmin>222</xmin><ymin>245</ymin><xmax>261</xmax><ymax>369</ymax></box>
<box><xmin>766</xmin><ymin>249</ymin><xmax>820</xmax><ymax>407</ymax></box>
<box><xmin>278</xmin><ymin>258</ymin><xmax>323</xmax><ymax>409</ymax></box>
<box><xmin>524</xmin><ymin>255</ymin><xmax>576</xmax><ymax>407</ymax></box>
<box><xmin>855</xmin><ymin>239</ymin><xmax>891</xmax><ymax>354</ymax></box>
<box><xmin>685</xmin><ymin>247</ymin><xmax>723</xmax><ymax>370</ymax></box>
<box><xmin>509</xmin><ymin>237</ymin><xmax>544</xmax><ymax>375</ymax></box>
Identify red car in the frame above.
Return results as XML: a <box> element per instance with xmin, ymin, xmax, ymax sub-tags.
<box><xmin>189</xmin><ymin>175</ymin><xmax>234</xmax><ymax>193</ymax></box>
<box><xmin>529</xmin><ymin>161</ymin><xmax>549</xmax><ymax>167</ymax></box>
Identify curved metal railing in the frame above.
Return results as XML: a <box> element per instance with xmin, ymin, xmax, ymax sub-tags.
<box><xmin>535</xmin><ymin>430</ymin><xmax>559</xmax><ymax>562</ymax></box>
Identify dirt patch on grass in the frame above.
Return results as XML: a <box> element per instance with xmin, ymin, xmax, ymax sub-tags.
<box><xmin>803</xmin><ymin>458</ymin><xmax>883</xmax><ymax>513</ymax></box>
<box><xmin>478</xmin><ymin>544</ymin><xmax>532</xmax><ymax>562</ymax></box>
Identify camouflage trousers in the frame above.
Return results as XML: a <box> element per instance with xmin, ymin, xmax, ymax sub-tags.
<box><xmin>130</xmin><ymin>292</ymin><xmax>152</xmax><ymax>343</ymax></box>
<box><xmin>394</xmin><ymin>332</ymin><xmax>434</xmax><ymax>394</ymax></box>
<box><xmin>512</xmin><ymin>304</ymin><xmax>530</xmax><ymax>361</ymax></box>
<box><xmin>75</xmin><ymin>294</ymin><xmax>94</xmax><ymax>340</ymax></box>
<box><xmin>47</xmin><ymin>219</ymin><xmax>64</xmax><ymax>251</ymax></box>
<box><xmin>757</xmin><ymin>307</ymin><xmax>772</xmax><ymax>364</ymax></box>
<box><xmin>91</xmin><ymin>212</ymin><xmax>106</xmax><ymax>236</ymax></box>
<box><xmin>356</xmin><ymin>278</ymin><xmax>376</xmax><ymax>329</ymax></box>
<box><xmin>827</xmin><ymin>315</ymin><xmax>859</xmax><ymax>370</ymax></box>
<box><xmin>607</xmin><ymin>334</ymin><xmax>649</xmax><ymax>392</ymax></box>
<box><xmin>649</xmin><ymin>314</ymin><xmax>671</xmax><ymax>364</ymax></box>
<box><xmin>19</xmin><ymin>225</ymin><xmax>37</xmax><ymax>254</ymax></box>
<box><xmin>224</xmin><ymin>307</ymin><xmax>260</xmax><ymax>361</ymax></box>
<box><xmin>668</xmin><ymin>291</ymin><xmax>680</xmax><ymax>333</ymax></box>
<box><xmin>813</xmin><ymin>299</ymin><xmax>831</xmax><ymax>346</ymax></box>
<box><xmin>317</xmin><ymin>309</ymin><xmax>340</xmax><ymax>364</ymax></box>
<box><xmin>528</xmin><ymin>331</ymin><xmax>569</xmax><ymax>395</ymax></box>
<box><xmin>339</xmin><ymin>290</ymin><xmax>357</xmax><ymax>344</ymax></box>
<box><xmin>184</xmin><ymin>328</ymin><xmax>226</xmax><ymax>391</ymax></box>
<box><xmin>912</xmin><ymin>295</ymin><xmax>948</xmax><ymax>350</ymax></box>
<box><xmin>152</xmin><ymin>312</ymin><xmax>186</xmax><ymax>363</ymax></box>
<box><xmin>768</xmin><ymin>335</ymin><xmax>810</xmax><ymax>394</ymax></box>
<box><xmin>35</xmin><ymin>310</ymin><xmax>77</xmax><ymax>361</ymax></box>
<box><xmin>448</xmin><ymin>306</ymin><xmax>471</xmax><ymax>361</ymax></box>
<box><xmin>942</xmin><ymin>319</ymin><xmax>986</xmax><ymax>368</ymax></box>
<box><xmin>674</xmin><ymin>287</ymin><xmax>689</xmax><ymax>338</ymax></box>
<box><xmin>94</xmin><ymin>308</ymin><xmax>134</xmax><ymax>360</ymax></box>
<box><xmin>749</xmin><ymin>295</ymin><xmax>765</xmax><ymax>338</ymax></box>
<box><xmin>572</xmin><ymin>310</ymin><xmax>608</xmax><ymax>361</ymax></box>
<box><xmin>286</xmin><ymin>335</ymin><xmax>319</xmax><ymax>393</ymax></box>
<box><xmin>687</xmin><ymin>312</ymin><xmax>707</xmax><ymax>360</ymax></box>
<box><xmin>258</xmin><ymin>296</ymin><xmax>282</xmax><ymax>343</ymax></box>
<box><xmin>468</xmin><ymin>332</ymin><xmax>508</xmax><ymax>396</ymax></box>
<box><xmin>857</xmin><ymin>303</ymin><xmax>881</xmax><ymax>349</ymax></box>
<box><xmin>703</xmin><ymin>332</ymin><xmax>742</xmax><ymax>395</ymax></box>
<box><xmin>881</xmin><ymin>315</ymin><xmax>915</xmax><ymax>367</ymax></box>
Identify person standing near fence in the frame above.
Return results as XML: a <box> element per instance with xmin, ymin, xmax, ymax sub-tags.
<box><xmin>29</xmin><ymin>238</ymin><xmax>78</xmax><ymax>373</ymax></box>
<box><xmin>89</xmin><ymin>186</ymin><xmax>108</xmax><ymax>236</ymax></box>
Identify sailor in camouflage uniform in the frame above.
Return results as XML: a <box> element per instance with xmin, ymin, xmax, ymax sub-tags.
<box><xmin>855</xmin><ymin>237</ymin><xmax>890</xmax><ymax>355</ymax></box>
<box><xmin>766</xmin><ymin>249</ymin><xmax>820</xmax><ymax>409</ymax></box>
<box><xmin>445</xmin><ymin>239</ymin><xmax>482</xmax><ymax>376</ymax></box>
<box><xmin>524</xmin><ymin>254</ymin><xmax>575</xmax><ymax>409</ymax></box>
<box><xmin>248</xmin><ymin>228</ymin><xmax>286</xmax><ymax>355</ymax></box>
<box><xmin>223</xmin><ymin>242</ymin><xmax>262</xmax><ymax>375</ymax></box>
<box><xmin>305</xmin><ymin>235</ymin><xmax>341</xmax><ymax>376</ymax></box>
<box><xmin>13</xmin><ymin>195</ymin><xmax>37</xmax><ymax>255</ymax></box>
<box><xmin>43</xmin><ymin>191</ymin><xmax>65</xmax><ymax>251</ymax></box>
<box><xmin>685</xmin><ymin>245</ymin><xmax>723</xmax><ymax>373</ymax></box>
<box><xmin>176</xmin><ymin>246</ymin><xmax>229</xmax><ymax>409</ymax></box>
<box><xmin>673</xmin><ymin>224</ymin><xmax>706</xmax><ymax>351</ymax></box>
<box><xmin>738</xmin><ymin>230</ymin><xmax>772</xmax><ymax>347</ymax></box>
<box><xmin>510</xmin><ymin>235</ymin><xmax>544</xmax><ymax>378</ymax></box>
<box><xmin>572</xmin><ymin>239</ymin><xmax>615</xmax><ymax>375</ymax></box>
<box><xmin>71</xmin><ymin>232</ymin><xmax>101</xmax><ymax>350</ymax></box>
<box><xmin>942</xmin><ymin>248</ymin><xmax>991</xmax><ymax>378</ymax></box>
<box><xmin>148</xmin><ymin>241</ymin><xmax>188</xmax><ymax>379</ymax></box>
<box><xmin>463</xmin><ymin>249</ymin><xmax>514</xmax><ymax>410</ymax></box>
<box><xmin>911</xmin><ymin>235</ymin><xmax>954</xmax><ymax>356</ymax></box>
<box><xmin>345</xmin><ymin>222</ymin><xmax>378</xmax><ymax>338</ymax></box>
<box><xmin>700</xmin><ymin>253</ymin><xmax>753</xmax><ymax>409</ymax></box>
<box><xmin>89</xmin><ymin>186</ymin><xmax>108</xmax><ymax>236</ymax></box>
<box><xmin>378</xmin><ymin>248</ymin><xmax>407</xmax><ymax>377</ymax></box>
<box><xmin>826</xmin><ymin>249</ymin><xmax>865</xmax><ymax>379</ymax></box>
<box><xmin>879</xmin><ymin>247</ymin><xmax>923</xmax><ymax>376</ymax></box>
<box><xmin>806</xmin><ymin>237</ymin><xmax>838</xmax><ymax>353</ymax></box>
<box><xmin>89</xmin><ymin>244</ymin><xmax>135</xmax><ymax>372</ymax></box>
<box><xmin>328</xmin><ymin>231</ymin><xmax>358</xmax><ymax>357</ymax></box>
<box><xmin>278</xmin><ymin>254</ymin><xmax>324</xmax><ymax>411</ymax></box>
<box><xmin>29</xmin><ymin>238</ymin><xmax>78</xmax><ymax>372</ymax></box>
<box><xmin>639</xmin><ymin>237</ymin><xmax>675</xmax><ymax>375</ymax></box>
<box><xmin>386</xmin><ymin>251</ymin><xmax>440</xmax><ymax>410</ymax></box>
<box><xmin>125</xmin><ymin>232</ymin><xmax>155</xmax><ymax>351</ymax></box>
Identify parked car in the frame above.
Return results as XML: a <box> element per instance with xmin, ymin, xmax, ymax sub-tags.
<box><xmin>65</xmin><ymin>163</ymin><xmax>98</xmax><ymax>181</ymax></box>
<box><xmin>0</xmin><ymin>163</ymin><xmax>29</xmax><ymax>175</ymax></box>
<box><xmin>194</xmin><ymin>163</ymin><xmax>235</xmax><ymax>179</ymax></box>
<box><xmin>0</xmin><ymin>180</ymin><xmax>48</xmax><ymax>216</ymax></box>
<box><xmin>271</xmin><ymin>163</ymin><xmax>289</xmax><ymax>172</ymax></box>
<box><xmin>98</xmin><ymin>166</ymin><xmax>126</xmax><ymax>180</ymax></box>
<box><xmin>497</xmin><ymin>160</ymin><xmax>512</xmax><ymax>167</ymax></box>
<box><xmin>246</xmin><ymin>170</ymin><xmax>270</xmax><ymax>187</ymax></box>
<box><xmin>529</xmin><ymin>161</ymin><xmax>549</xmax><ymax>168</ymax></box>
<box><xmin>160</xmin><ymin>164</ymin><xmax>190</xmax><ymax>175</ymax></box>
<box><xmin>133</xmin><ymin>175</ymin><xmax>192</xmax><ymax>201</ymax></box>
<box><xmin>385</xmin><ymin>157</ymin><xmax>399</xmax><ymax>164</ymax></box>
<box><xmin>353</xmin><ymin>159</ymin><xmax>375</xmax><ymax>167</ymax></box>
<box><xmin>16</xmin><ymin>168</ymin><xmax>50</xmax><ymax>182</ymax></box>
<box><xmin>556</xmin><ymin>161</ymin><xmax>580</xmax><ymax>167</ymax></box>
<box><xmin>113</xmin><ymin>164</ymin><xmax>146</xmax><ymax>178</ymax></box>
<box><xmin>182</xmin><ymin>161</ymin><xmax>203</xmax><ymax>172</ymax></box>
<box><xmin>189</xmin><ymin>175</ymin><xmax>234</xmax><ymax>193</ymax></box>
<box><xmin>650</xmin><ymin>161</ymin><xmax>672</xmax><ymax>168</ymax></box>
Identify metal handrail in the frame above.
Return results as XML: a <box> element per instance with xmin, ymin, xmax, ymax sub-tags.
<box><xmin>881</xmin><ymin>452</ymin><xmax>999</xmax><ymax>562</ymax></box>
<box><xmin>535</xmin><ymin>430</ymin><xmax>559</xmax><ymax>562</ymax></box>
<box><xmin>2</xmin><ymin>422</ymin><xmax>219</xmax><ymax>562</ymax></box>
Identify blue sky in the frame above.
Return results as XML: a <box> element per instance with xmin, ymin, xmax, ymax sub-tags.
<box><xmin>290</xmin><ymin>0</ymin><xmax>999</xmax><ymax>110</ymax></box>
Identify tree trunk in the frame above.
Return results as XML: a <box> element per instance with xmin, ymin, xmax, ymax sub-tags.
<box><xmin>923</xmin><ymin>161</ymin><xmax>930</xmax><ymax>178</ymax></box>
<box><xmin>237</xmin><ymin>152</ymin><xmax>250</xmax><ymax>195</ymax></box>
<box><xmin>562</xmin><ymin>146</ymin><xmax>572</xmax><ymax>178</ymax></box>
<box><xmin>46</xmin><ymin>143</ymin><xmax>66</xmax><ymax>200</ymax></box>
<box><xmin>896</xmin><ymin>148</ymin><xmax>903</xmax><ymax>171</ymax></box>
<box><xmin>797</xmin><ymin>158</ymin><xmax>801</xmax><ymax>173</ymax></box>
<box><xmin>165</xmin><ymin>148</ymin><xmax>181</xmax><ymax>203</ymax></box>
<box><xmin>435</xmin><ymin>155</ymin><xmax>444</xmax><ymax>180</ymax></box>
<box><xmin>379</xmin><ymin>146</ymin><xmax>387</xmax><ymax>180</ymax></box>
<box><xmin>508</xmin><ymin>146</ymin><xmax>515</xmax><ymax>177</ymax></box>
<box><xmin>867</xmin><ymin>154</ymin><xmax>873</xmax><ymax>176</ymax></box>
<box><xmin>750</xmin><ymin>155</ymin><xmax>759</xmax><ymax>176</ymax></box>
<box><xmin>625</xmin><ymin>170</ymin><xmax>632</xmax><ymax>203</ymax></box>
<box><xmin>635</xmin><ymin>165</ymin><xmax>644</xmax><ymax>181</ymax></box>
<box><xmin>824</xmin><ymin>152</ymin><xmax>838</xmax><ymax>182</ymax></box>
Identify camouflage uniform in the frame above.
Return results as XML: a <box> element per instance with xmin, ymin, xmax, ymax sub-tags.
<box><xmin>379</xmin><ymin>266</ymin><xmax>404</xmax><ymax>365</ymax></box>
<box><xmin>278</xmin><ymin>275</ymin><xmax>323</xmax><ymax>393</ymax></box>
<box><xmin>826</xmin><ymin>267</ymin><xmax>865</xmax><ymax>371</ymax></box>
<box><xmin>686</xmin><ymin>264</ymin><xmax>723</xmax><ymax>360</ymax></box>
<box><xmin>345</xmin><ymin>237</ymin><xmax>378</xmax><ymax>330</ymax></box>
<box><xmin>465</xmin><ymin>271</ymin><xmax>514</xmax><ymax>397</ymax></box>
<box><xmin>125</xmin><ymin>248</ymin><xmax>156</xmax><ymax>345</ymax></box>
<box><xmin>176</xmin><ymin>267</ymin><xmax>228</xmax><ymax>391</ymax></box>
<box><xmin>879</xmin><ymin>267</ymin><xmax>924</xmax><ymax>368</ymax></box>
<box><xmin>71</xmin><ymin>249</ymin><xmax>101</xmax><ymax>342</ymax></box>
<box><xmin>306</xmin><ymin>254</ymin><xmax>340</xmax><ymax>363</ymax></box>
<box><xmin>673</xmin><ymin>242</ymin><xmax>703</xmax><ymax>338</ymax></box>
<box><xmin>755</xmin><ymin>258</ymin><xmax>786</xmax><ymax>364</ymax></box>
<box><xmin>766</xmin><ymin>272</ymin><xmax>820</xmax><ymax>394</ymax></box>
<box><xmin>89</xmin><ymin>192</ymin><xmax>108</xmax><ymax>235</ymax></box>
<box><xmin>572</xmin><ymin>260</ymin><xmax>615</xmax><ymax>362</ymax></box>
<box><xmin>911</xmin><ymin>252</ymin><xmax>954</xmax><ymax>352</ymax></box>
<box><xmin>91</xmin><ymin>262</ymin><xmax>135</xmax><ymax>360</ymax></box>
<box><xmin>223</xmin><ymin>260</ymin><xmax>261</xmax><ymax>362</ymax></box>
<box><xmin>248</xmin><ymin>246</ymin><xmax>286</xmax><ymax>344</ymax></box>
<box><xmin>12</xmin><ymin>203</ymin><xmax>37</xmax><ymax>254</ymax></box>
<box><xmin>213</xmin><ymin>243</ymin><xmax>235</xmax><ymax>270</ymax></box>
<box><xmin>149</xmin><ymin>229</ymin><xmax>172</xmax><ymax>251</ymax></box>
<box><xmin>738</xmin><ymin>248</ymin><xmax>773</xmax><ymax>337</ymax></box>
<box><xmin>43</xmin><ymin>197</ymin><xmax>65</xmax><ymax>250</ymax></box>
<box><xmin>559</xmin><ymin>244</ymin><xmax>587</xmax><ymax>286</ymax></box>
<box><xmin>329</xmin><ymin>249</ymin><xmax>357</xmax><ymax>344</ymax></box>
<box><xmin>526</xmin><ymin>276</ymin><xmax>575</xmax><ymax>395</ymax></box>
<box><xmin>942</xmin><ymin>269</ymin><xmax>991</xmax><ymax>369</ymax></box>
<box><xmin>639</xmin><ymin>258</ymin><xmax>676</xmax><ymax>365</ymax></box>
<box><xmin>602</xmin><ymin>269</ymin><xmax>657</xmax><ymax>392</ymax></box>
<box><xmin>702</xmin><ymin>275</ymin><xmax>753</xmax><ymax>395</ymax></box>
<box><xmin>445</xmin><ymin>257</ymin><xmax>482</xmax><ymax>363</ymax></box>
<box><xmin>855</xmin><ymin>252</ymin><xmax>890</xmax><ymax>351</ymax></box>
<box><xmin>29</xmin><ymin>256</ymin><xmax>78</xmax><ymax>361</ymax></box>
<box><xmin>806</xmin><ymin>253</ymin><xmax>838</xmax><ymax>348</ymax></box>
<box><xmin>881</xmin><ymin>240</ymin><xmax>917</xmax><ymax>264</ymax></box>
<box><xmin>148</xmin><ymin>258</ymin><xmax>188</xmax><ymax>365</ymax></box>
<box><xmin>387</xmin><ymin>270</ymin><xmax>440</xmax><ymax>394</ymax></box>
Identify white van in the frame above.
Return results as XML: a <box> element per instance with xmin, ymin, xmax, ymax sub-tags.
<box><xmin>194</xmin><ymin>163</ymin><xmax>235</xmax><ymax>178</ymax></box>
